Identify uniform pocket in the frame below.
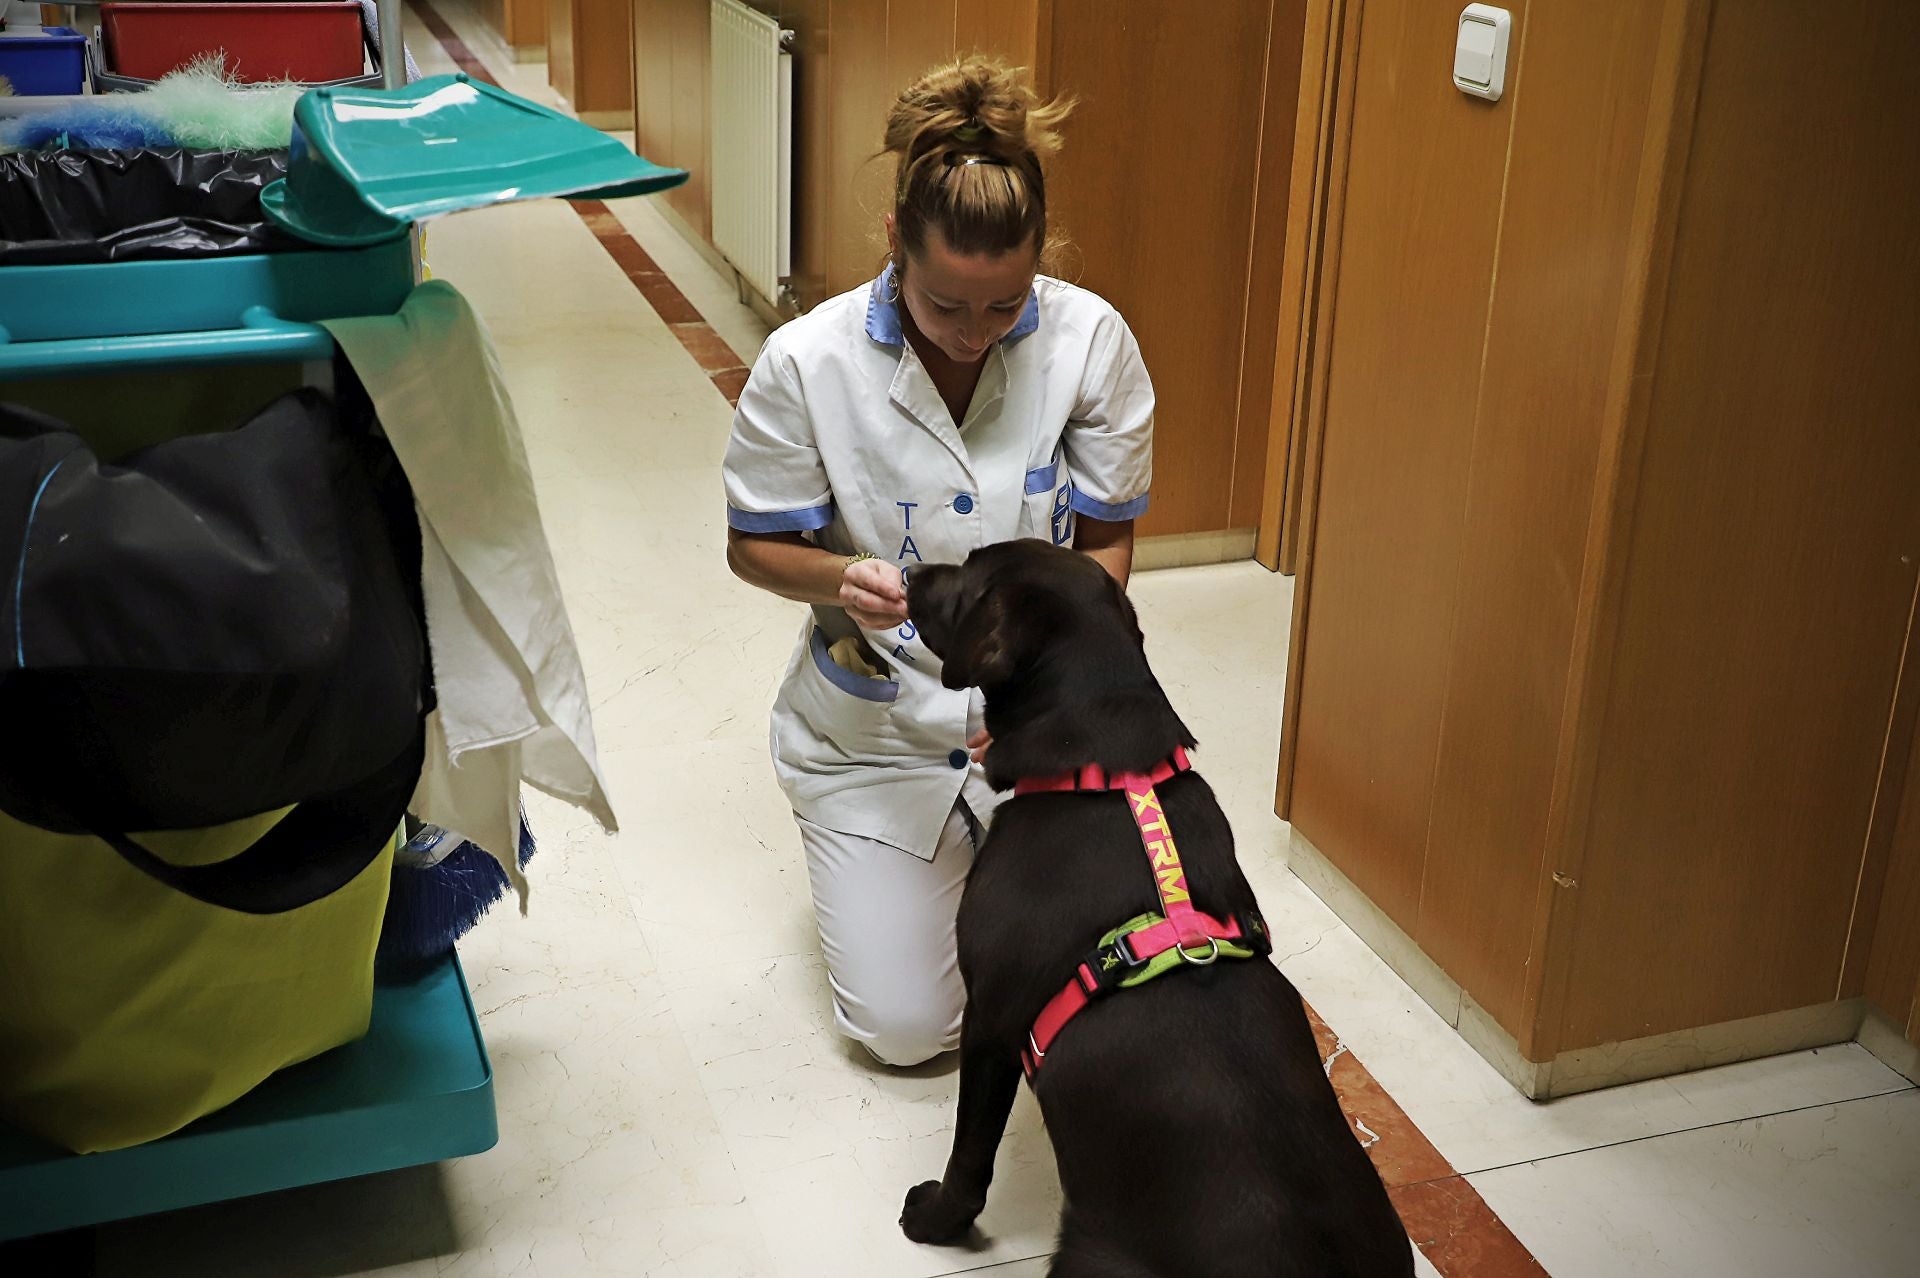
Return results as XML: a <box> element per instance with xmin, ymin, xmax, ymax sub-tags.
<box><xmin>1029</xmin><ymin>460</ymin><xmax>1075</xmax><ymax>544</ymax></box>
<box><xmin>807</xmin><ymin>626</ymin><xmax>899</xmax><ymax>703</ymax></box>
<box><xmin>1022</xmin><ymin>458</ymin><xmax>1075</xmax><ymax>545</ymax></box>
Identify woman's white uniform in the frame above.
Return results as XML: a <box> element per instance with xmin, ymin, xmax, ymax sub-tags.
<box><xmin>722</xmin><ymin>265</ymin><xmax>1153</xmax><ymax>1065</ymax></box>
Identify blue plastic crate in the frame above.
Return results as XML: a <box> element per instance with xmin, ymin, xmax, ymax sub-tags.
<box><xmin>0</xmin><ymin>952</ymin><xmax>498</xmax><ymax>1243</ymax></box>
<box><xmin>0</xmin><ymin>27</ymin><xmax>88</xmax><ymax>96</ymax></box>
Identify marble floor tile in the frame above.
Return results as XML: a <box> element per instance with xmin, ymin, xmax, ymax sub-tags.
<box><xmin>451</xmin><ymin>794</ymin><xmax>658</xmax><ymax>1013</ymax></box>
<box><xmin>598</xmin><ymin>740</ymin><xmax>819</xmax><ymax>973</ymax></box>
<box><xmin>1469</xmin><ymin>1090</ymin><xmax>1920</xmax><ymax>1277</ymax></box>
<box><xmin>659</xmin><ymin>954</ymin><xmax>1064</xmax><ymax>1278</ymax></box>
<box><xmin>97</xmin><ymin>959</ymin><xmax>774</xmax><ymax>1278</ymax></box>
<box><xmin>1279</xmin><ymin>909</ymin><xmax>1912</xmax><ymax>1177</ymax></box>
<box><xmin>936</xmin><ymin>1257</ymin><xmax>1056</xmax><ymax>1278</ymax></box>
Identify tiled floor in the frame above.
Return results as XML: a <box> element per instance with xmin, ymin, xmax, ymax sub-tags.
<box><xmin>76</xmin><ymin>5</ymin><xmax>1920</xmax><ymax>1273</ymax></box>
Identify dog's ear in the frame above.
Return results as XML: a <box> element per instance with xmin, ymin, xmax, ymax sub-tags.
<box><xmin>941</xmin><ymin>588</ymin><xmax>1017</xmax><ymax>690</ymax></box>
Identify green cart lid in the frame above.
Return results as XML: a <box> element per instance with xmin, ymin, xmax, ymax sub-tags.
<box><xmin>262</xmin><ymin>74</ymin><xmax>689</xmax><ymax>246</ymax></box>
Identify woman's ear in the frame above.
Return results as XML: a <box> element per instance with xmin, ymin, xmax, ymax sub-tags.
<box><xmin>885</xmin><ymin>214</ymin><xmax>899</xmax><ymax>258</ymax></box>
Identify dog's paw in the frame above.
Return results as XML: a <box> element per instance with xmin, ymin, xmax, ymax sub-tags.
<box><xmin>899</xmin><ymin>1180</ymin><xmax>978</xmax><ymax>1244</ymax></box>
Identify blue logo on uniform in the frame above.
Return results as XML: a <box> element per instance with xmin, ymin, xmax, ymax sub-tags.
<box><xmin>1050</xmin><ymin>483</ymin><xmax>1073</xmax><ymax>545</ymax></box>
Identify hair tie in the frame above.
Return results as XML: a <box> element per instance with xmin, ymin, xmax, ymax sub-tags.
<box><xmin>951</xmin><ymin>121</ymin><xmax>985</xmax><ymax>143</ymax></box>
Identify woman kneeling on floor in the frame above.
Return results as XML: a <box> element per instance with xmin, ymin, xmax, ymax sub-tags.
<box><xmin>722</xmin><ymin>57</ymin><xmax>1154</xmax><ymax>1066</ymax></box>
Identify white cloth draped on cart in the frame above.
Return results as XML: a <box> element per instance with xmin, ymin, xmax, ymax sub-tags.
<box><xmin>324</xmin><ymin>282</ymin><xmax>617</xmax><ymax>905</ymax></box>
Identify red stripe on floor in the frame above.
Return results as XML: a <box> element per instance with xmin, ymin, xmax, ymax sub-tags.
<box><xmin>411</xmin><ymin>0</ymin><xmax>753</xmax><ymax>407</ymax></box>
<box><xmin>409</xmin><ymin>0</ymin><xmax>496</xmax><ymax>84</ymax></box>
<box><xmin>414</xmin><ymin>4</ymin><xmax>1545</xmax><ymax>1269</ymax></box>
<box><xmin>1305</xmin><ymin>1002</ymin><xmax>1548</xmax><ymax>1274</ymax></box>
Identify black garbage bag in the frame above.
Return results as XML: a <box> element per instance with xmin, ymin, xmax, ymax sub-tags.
<box><xmin>0</xmin><ymin>148</ymin><xmax>298</xmax><ymax>265</ymax></box>
<box><xmin>0</xmin><ymin>387</ymin><xmax>430</xmax><ymax>842</ymax></box>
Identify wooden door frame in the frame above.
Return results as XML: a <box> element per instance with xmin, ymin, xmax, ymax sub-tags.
<box><xmin>1270</xmin><ymin>0</ymin><xmax>1362</xmax><ymax>820</ymax></box>
<box><xmin>1257</xmin><ymin>0</ymin><xmax>1357</xmax><ymax>577</ymax></box>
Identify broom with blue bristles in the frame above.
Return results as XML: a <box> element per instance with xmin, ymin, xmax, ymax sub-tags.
<box><xmin>375</xmin><ymin>809</ymin><xmax>537</xmax><ymax>982</ymax></box>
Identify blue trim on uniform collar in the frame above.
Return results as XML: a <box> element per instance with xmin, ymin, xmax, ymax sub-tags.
<box><xmin>1007</xmin><ymin>289</ymin><xmax>1040</xmax><ymax>341</ymax></box>
<box><xmin>865</xmin><ymin>267</ymin><xmax>905</xmax><ymax>345</ymax></box>
<box><xmin>864</xmin><ymin>263</ymin><xmax>1041</xmax><ymax>347</ymax></box>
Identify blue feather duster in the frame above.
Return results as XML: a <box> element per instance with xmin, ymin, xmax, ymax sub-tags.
<box><xmin>0</xmin><ymin>103</ymin><xmax>179</xmax><ymax>152</ymax></box>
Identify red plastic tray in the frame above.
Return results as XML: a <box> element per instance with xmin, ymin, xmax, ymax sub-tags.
<box><xmin>102</xmin><ymin>3</ymin><xmax>365</xmax><ymax>85</ymax></box>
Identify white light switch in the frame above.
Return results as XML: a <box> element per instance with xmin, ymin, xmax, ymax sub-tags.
<box><xmin>1454</xmin><ymin>4</ymin><xmax>1511</xmax><ymax>102</ymax></box>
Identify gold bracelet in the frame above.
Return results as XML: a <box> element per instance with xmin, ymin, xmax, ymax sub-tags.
<box><xmin>844</xmin><ymin>552</ymin><xmax>877</xmax><ymax>572</ymax></box>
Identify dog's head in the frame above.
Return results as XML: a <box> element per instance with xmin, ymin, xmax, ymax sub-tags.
<box><xmin>908</xmin><ymin>539</ymin><xmax>1141</xmax><ymax>692</ymax></box>
<box><xmin>908</xmin><ymin>540</ymin><xmax>1191</xmax><ymax>783</ymax></box>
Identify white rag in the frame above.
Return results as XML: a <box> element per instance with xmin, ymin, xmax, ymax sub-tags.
<box><xmin>323</xmin><ymin>282</ymin><xmax>617</xmax><ymax>905</ymax></box>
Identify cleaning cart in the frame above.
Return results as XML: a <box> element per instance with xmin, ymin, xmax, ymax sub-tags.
<box><xmin>0</xmin><ymin>5</ymin><xmax>683</xmax><ymax>1239</ymax></box>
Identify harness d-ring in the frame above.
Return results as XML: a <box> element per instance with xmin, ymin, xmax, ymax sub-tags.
<box><xmin>1177</xmin><ymin>936</ymin><xmax>1220</xmax><ymax>966</ymax></box>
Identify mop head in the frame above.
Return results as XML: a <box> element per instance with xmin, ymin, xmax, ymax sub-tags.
<box><xmin>0</xmin><ymin>54</ymin><xmax>302</xmax><ymax>153</ymax></box>
<box><xmin>375</xmin><ymin>815</ymin><xmax>540</xmax><ymax>983</ymax></box>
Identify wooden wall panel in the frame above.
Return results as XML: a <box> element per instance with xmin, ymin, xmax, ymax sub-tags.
<box><xmin>1558</xmin><ymin>0</ymin><xmax>1920</xmax><ymax>1050</ymax></box>
<box><xmin>1045</xmin><ymin>0</ymin><xmax>1276</xmax><ymax>538</ymax></box>
<box><xmin>549</xmin><ymin>0</ymin><xmax>577</xmax><ymax>102</ymax></box>
<box><xmin>1285</xmin><ymin>0</ymin><xmax>1516</xmax><ymax>925</ymax></box>
<box><xmin>667</xmin><ymin>0</ymin><xmax>708</xmax><ymax>235</ymax></box>
<box><xmin>630</xmin><ymin>0</ymin><xmax>706</xmax><ymax>234</ymax></box>
<box><xmin>1227</xmin><ymin>1</ymin><xmax>1307</xmax><ymax>532</ymax></box>
<box><xmin>478</xmin><ymin>0</ymin><xmax>545</xmax><ymax>53</ymax></box>
<box><xmin>883</xmin><ymin>0</ymin><xmax>957</xmax><ymax>116</ymax></box>
<box><xmin>474</xmin><ymin>0</ymin><xmax>506</xmax><ymax>45</ymax></box>
<box><xmin>511</xmin><ymin>0</ymin><xmax>548</xmax><ymax>50</ymax></box>
<box><xmin>552</xmin><ymin>0</ymin><xmax>633</xmax><ymax>122</ymax></box>
<box><xmin>1867</xmin><ymin>683</ymin><xmax>1920</xmax><ymax>1038</ymax></box>
<box><xmin>1417</xmin><ymin>0</ymin><xmax>1671</xmax><ymax>1035</ymax></box>
<box><xmin>824</xmin><ymin>0</ymin><xmax>891</xmax><ymax>294</ymax></box>
<box><xmin>956</xmin><ymin>0</ymin><xmax>1043</xmax><ymax>72</ymax></box>
<box><xmin>631</xmin><ymin>1</ymin><xmax>676</xmax><ymax>217</ymax></box>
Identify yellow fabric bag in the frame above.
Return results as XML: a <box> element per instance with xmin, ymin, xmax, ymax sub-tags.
<box><xmin>0</xmin><ymin>808</ymin><xmax>394</xmax><ymax>1154</ymax></box>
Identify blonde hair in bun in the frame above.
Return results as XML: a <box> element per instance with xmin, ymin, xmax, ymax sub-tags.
<box><xmin>883</xmin><ymin>57</ymin><xmax>1073</xmax><ymax>266</ymax></box>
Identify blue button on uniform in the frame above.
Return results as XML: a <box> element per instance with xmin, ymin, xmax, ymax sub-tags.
<box><xmin>948</xmin><ymin>749</ymin><xmax>969</xmax><ymax>770</ymax></box>
<box><xmin>953</xmin><ymin>493</ymin><xmax>975</xmax><ymax>514</ymax></box>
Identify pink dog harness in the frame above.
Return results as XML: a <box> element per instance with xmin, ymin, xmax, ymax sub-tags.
<box><xmin>1013</xmin><ymin>748</ymin><xmax>1270</xmax><ymax>1080</ymax></box>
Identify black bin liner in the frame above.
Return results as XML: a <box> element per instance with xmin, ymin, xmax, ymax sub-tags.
<box><xmin>0</xmin><ymin>148</ymin><xmax>297</xmax><ymax>266</ymax></box>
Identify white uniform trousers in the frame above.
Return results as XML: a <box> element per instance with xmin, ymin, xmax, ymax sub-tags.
<box><xmin>796</xmin><ymin>798</ymin><xmax>988</xmax><ymax>1067</ymax></box>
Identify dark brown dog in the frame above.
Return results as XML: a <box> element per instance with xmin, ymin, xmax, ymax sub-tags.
<box><xmin>901</xmin><ymin>539</ymin><xmax>1411</xmax><ymax>1277</ymax></box>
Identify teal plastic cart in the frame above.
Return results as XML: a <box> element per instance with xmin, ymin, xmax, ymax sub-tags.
<box><xmin>0</xmin><ymin>21</ymin><xmax>684</xmax><ymax>1242</ymax></box>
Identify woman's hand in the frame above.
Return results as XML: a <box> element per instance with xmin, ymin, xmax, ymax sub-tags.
<box><xmin>841</xmin><ymin>557</ymin><xmax>909</xmax><ymax>630</ymax></box>
<box><xmin>968</xmin><ymin>728</ymin><xmax>991</xmax><ymax>764</ymax></box>
<box><xmin>727</xmin><ymin>531</ymin><xmax>909</xmax><ymax>631</ymax></box>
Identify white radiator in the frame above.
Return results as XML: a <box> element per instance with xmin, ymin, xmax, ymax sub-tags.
<box><xmin>709</xmin><ymin>0</ymin><xmax>793</xmax><ymax>307</ymax></box>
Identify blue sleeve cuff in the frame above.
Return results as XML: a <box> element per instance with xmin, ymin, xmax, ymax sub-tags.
<box><xmin>1069</xmin><ymin>491</ymin><xmax>1149</xmax><ymax>522</ymax></box>
<box><xmin>726</xmin><ymin>501</ymin><xmax>836</xmax><ymax>533</ymax></box>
